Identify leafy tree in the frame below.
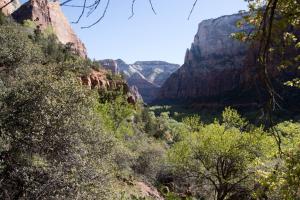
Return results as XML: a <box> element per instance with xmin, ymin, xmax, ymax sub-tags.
<box><xmin>0</xmin><ymin>24</ymin><xmax>43</xmax><ymax>69</ymax></box>
<box><xmin>254</xmin><ymin>121</ymin><xmax>300</xmax><ymax>199</ymax></box>
<box><xmin>235</xmin><ymin>0</ymin><xmax>300</xmax><ymax>106</ymax></box>
<box><xmin>222</xmin><ymin>107</ymin><xmax>247</xmax><ymax>130</ymax></box>
<box><xmin>0</xmin><ymin>63</ymin><xmax>116</xmax><ymax>199</ymax></box>
<box><xmin>182</xmin><ymin>114</ymin><xmax>202</xmax><ymax>132</ymax></box>
<box><xmin>168</xmin><ymin>109</ymin><xmax>274</xmax><ymax>200</ymax></box>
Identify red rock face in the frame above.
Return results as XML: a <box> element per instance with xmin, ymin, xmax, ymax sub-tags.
<box><xmin>80</xmin><ymin>69</ymin><xmax>142</xmax><ymax>105</ymax></box>
<box><xmin>0</xmin><ymin>0</ymin><xmax>20</xmax><ymax>15</ymax></box>
<box><xmin>80</xmin><ymin>69</ymin><xmax>110</xmax><ymax>90</ymax></box>
<box><xmin>12</xmin><ymin>0</ymin><xmax>87</xmax><ymax>58</ymax></box>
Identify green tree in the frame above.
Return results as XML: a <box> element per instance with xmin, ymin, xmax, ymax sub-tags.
<box><xmin>0</xmin><ymin>63</ymin><xmax>116</xmax><ymax>199</ymax></box>
<box><xmin>0</xmin><ymin>24</ymin><xmax>43</xmax><ymax>69</ymax></box>
<box><xmin>254</xmin><ymin>121</ymin><xmax>300</xmax><ymax>199</ymax></box>
<box><xmin>168</xmin><ymin>109</ymin><xmax>274</xmax><ymax>200</ymax></box>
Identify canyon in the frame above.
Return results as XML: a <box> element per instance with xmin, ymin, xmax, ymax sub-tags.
<box><xmin>99</xmin><ymin>59</ymin><xmax>180</xmax><ymax>103</ymax></box>
<box><xmin>2</xmin><ymin>1</ymin><xmax>298</xmax><ymax>108</ymax></box>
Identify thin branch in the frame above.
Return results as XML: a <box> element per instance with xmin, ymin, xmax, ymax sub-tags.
<box><xmin>60</xmin><ymin>0</ymin><xmax>73</xmax><ymax>6</ymax></box>
<box><xmin>62</xmin><ymin>2</ymin><xmax>97</xmax><ymax>8</ymax></box>
<box><xmin>87</xmin><ymin>0</ymin><xmax>102</xmax><ymax>17</ymax></box>
<box><xmin>188</xmin><ymin>0</ymin><xmax>198</xmax><ymax>20</ymax></box>
<box><xmin>81</xmin><ymin>0</ymin><xmax>110</xmax><ymax>29</ymax></box>
<box><xmin>148</xmin><ymin>0</ymin><xmax>157</xmax><ymax>15</ymax></box>
<box><xmin>128</xmin><ymin>0</ymin><xmax>157</xmax><ymax>20</ymax></box>
<box><xmin>72</xmin><ymin>0</ymin><xmax>87</xmax><ymax>24</ymax></box>
<box><xmin>128</xmin><ymin>0</ymin><xmax>137</xmax><ymax>19</ymax></box>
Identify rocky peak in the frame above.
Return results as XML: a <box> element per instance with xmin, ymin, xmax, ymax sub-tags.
<box><xmin>115</xmin><ymin>59</ymin><xmax>179</xmax><ymax>103</ymax></box>
<box><xmin>130</xmin><ymin>61</ymin><xmax>180</xmax><ymax>86</ymax></box>
<box><xmin>185</xmin><ymin>13</ymin><xmax>251</xmax><ymax>69</ymax></box>
<box><xmin>0</xmin><ymin>0</ymin><xmax>20</xmax><ymax>15</ymax></box>
<box><xmin>99</xmin><ymin>59</ymin><xmax>119</xmax><ymax>75</ymax></box>
<box><xmin>12</xmin><ymin>0</ymin><xmax>87</xmax><ymax>58</ymax></box>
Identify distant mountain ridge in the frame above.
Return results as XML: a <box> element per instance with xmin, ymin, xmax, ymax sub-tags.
<box><xmin>115</xmin><ymin>59</ymin><xmax>180</xmax><ymax>103</ymax></box>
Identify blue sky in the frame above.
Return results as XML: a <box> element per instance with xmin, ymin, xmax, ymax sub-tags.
<box><xmin>22</xmin><ymin>0</ymin><xmax>249</xmax><ymax>64</ymax></box>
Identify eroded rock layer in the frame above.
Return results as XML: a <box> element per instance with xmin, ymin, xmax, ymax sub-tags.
<box><xmin>0</xmin><ymin>0</ymin><xmax>20</xmax><ymax>15</ymax></box>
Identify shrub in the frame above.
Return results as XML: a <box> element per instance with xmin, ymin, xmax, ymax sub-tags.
<box><xmin>0</xmin><ymin>24</ymin><xmax>43</xmax><ymax>68</ymax></box>
<box><xmin>0</xmin><ymin>63</ymin><xmax>116</xmax><ymax>199</ymax></box>
<box><xmin>132</xmin><ymin>141</ymin><xmax>166</xmax><ymax>182</ymax></box>
<box><xmin>168</xmin><ymin>109</ymin><xmax>274</xmax><ymax>199</ymax></box>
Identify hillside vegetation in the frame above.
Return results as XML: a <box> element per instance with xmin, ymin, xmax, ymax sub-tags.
<box><xmin>0</xmin><ymin>6</ymin><xmax>300</xmax><ymax>200</ymax></box>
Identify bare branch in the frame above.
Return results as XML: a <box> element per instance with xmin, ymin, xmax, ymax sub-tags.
<box><xmin>61</xmin><ymin>0</ymin><xmax>201</xmax><ymax>28</ymax></box>
<box><xmin>129</xmin><ymin>0</ymin><xmax>157</xmax><ymax>20</ymax></box>
<box><xmin>87</xmin><ymin>0</ymin><xmax>102</xmax><ymax>17</ymax></box>
<box><xmin>60</xmin><ymin>0</ymin><xmax>73</xmax><ymax>6</ymax></box>
<box><xmin>128</xmin><ymin>0</ymin><xmax>137</xmax><ymax>19</ymax></box>
<box><xmin>72</xmin><ymin>0</ymin><xmax>87</xmax><ymax>24</ymax></box>
<box><xmin>81</xmin><ymin>0</ymin><xmax>110</xmax><ymax>29</ymax></box>
<box><xmin>188</xmin><ymin>0</ymin><xmax>198</xmax><ymax>20</ymax></box>
<box><xmin>148</xmin><ymin>0</ymin><xmax>157</xmax><ymax>15</ymax></box>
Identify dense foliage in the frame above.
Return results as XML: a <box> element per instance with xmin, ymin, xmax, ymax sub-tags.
<box><xmin>0</xmin><ymin>1</ymin><xmax>300</xmax><ymax>199</ymax></box>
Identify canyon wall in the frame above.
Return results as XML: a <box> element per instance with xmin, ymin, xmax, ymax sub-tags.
<box><xmin>157</xmin><ymin>13</ymin><xmax>257</xmax><ymax>106</ymax></box>
<box><xmin>12</xmin><ymin>0</ymin><xmax>87</xmax><ymax>58</ymax></box>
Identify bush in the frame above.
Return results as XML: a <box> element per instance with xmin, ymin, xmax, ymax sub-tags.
<box><xmin>167</xmin><ymin>109</ymin><xmax>275</xmax><ymax>199</ymax></box>
<box><xmin>0</xmin><ymin>24</ymin><xmax>43</xmax><ymax>68</ymax></box>
<box><xmin>132</xmin><ymin>141</ymin><xmax>166</xmax><ymax>182</ymax></box>
<box><xmin>0</xmin><ymin>63</ymin><xmax>116</xmax><ymax>199</ymax></box>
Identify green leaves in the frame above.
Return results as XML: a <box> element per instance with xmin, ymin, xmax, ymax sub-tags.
<box><xmin>0</xmin><ymin>63</ymin><xmax>117</xmax><ymax>199</ymax></box>
<box><xmin>222</xmin><ymin>107</ymin><xmax>247</xmax><ymax>129</ymax></box>
<box><xmin>0</xmin><ymin>25</ymin><xmax>43</xmax><ymax>68</ymax></box>
<box><xmin>167</xmin><ymin>108</ymin><xmax>275</xmax><ymax>199</ymax></box>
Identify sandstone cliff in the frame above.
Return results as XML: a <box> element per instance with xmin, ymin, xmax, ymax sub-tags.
<box><xmin>12</xmin><ymin>0</ymin><xmax>87</xmax><ymax>58</ymax></box>
<box><xmin>117</xmin><ymin>59</ymin><xmax>179</xmax><ymax>103</ymax></box>
<box><xmin>0</xmin><ymin>0</ymin><xmax>20</xmax><ymax>15</ymax></box>
<box><xmin>157</xmin><ymin>13</ymin><xmax>256</xmax><ymax>105</ymax></box>
<box><xmin>157</xmin><ymin>13</ymin><xmax>300</xmax><ymax>109</ymax></box>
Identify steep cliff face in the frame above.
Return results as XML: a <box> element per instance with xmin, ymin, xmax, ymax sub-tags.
<box><xmin>0</xmin><ymin>0</ymin><xmax>20</xmax><ymax>15</ymax></box>
<box><xmin>116</xmin><ymin>59</ymin><xmax>179</xmax><ymax>103</ymax></box>
<box><xmin>12</xmin><ymin>0</ymin><xmax>87</xmax><ymax>58</ymax></box>
<box><xmin>157</xmin><ymin>14</ymin><xmax>254</xmax><ymax>105</ymax></box>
